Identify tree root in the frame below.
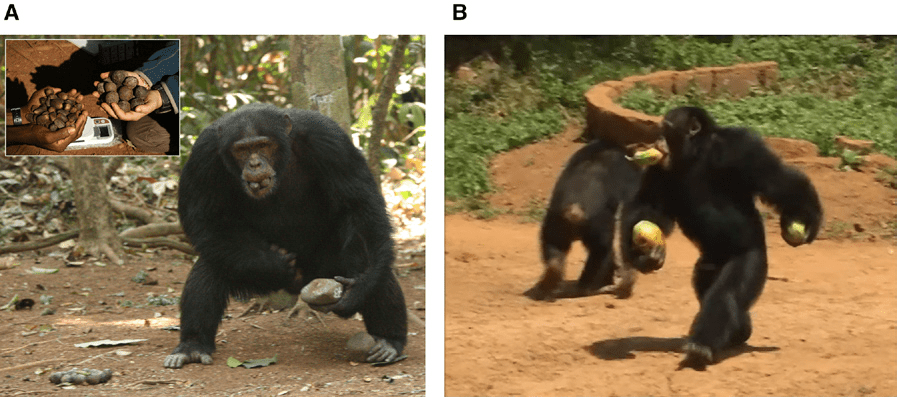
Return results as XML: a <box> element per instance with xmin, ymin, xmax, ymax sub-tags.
<box><xmin>0</xmin><ymin>230</ymin><xmax>80</xmax><ymax>254</ymax></box>
<box><xmin>0</xmin><ymin>227</ymin><xmax>195</xmax><ymax>256</ymax></box>
<box><xmin>121</xmin><ymin>237</ymin><xmax>195</xmax><ymax>255</ymax></box>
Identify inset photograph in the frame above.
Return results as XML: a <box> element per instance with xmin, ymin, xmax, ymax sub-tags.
<box><xmin>5</xmin><ymin>39</ymin><xmax>179</xmax><ymax>155</ymax></box>
<box><xmin>445</xmin><ymin>35</ymin><xmax>896</xmax><ymax>396</ymax></box>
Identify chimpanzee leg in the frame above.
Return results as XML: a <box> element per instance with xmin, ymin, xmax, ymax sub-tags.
<box><xmin>579</xmin><ymin>213</ymin><xmax>616</xmax><ymax>291</ymax></box>
<box><xmin>526</xmin><ymin>212</ymin><xmax>574</xmax><ymax>300</ymax></box>
<box><xmin>358</xmin><ymin>272</ymin><xmax>408</xmax><ymax>363</ymax></box>
<box><xmin>683</xmin><ymin>248</ymin><xmax>767</xmax><ymax>367</ymax></box>
<box><xmin>692</xmin><ymin>256</ymin><xmax>720</xmax><ymax>302</ymax></box>
<box><xmin>577</xmin><ymin>238</ymin><xmax>614</xmax><ymax>291</ymax></box>
<box><xmin>163</xmin><ymin>258</ymin><xmax>230</xmax><ymax>368</ymax></box>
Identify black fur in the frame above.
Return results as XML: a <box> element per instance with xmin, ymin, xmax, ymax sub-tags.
<box><xmin>164</xmin><ymin>103</ymin><xmax>407</xmax><ymax>368</ymax></box>
<box><xmin>525</xmin><ymin>139</ymin><xmax>667</xmax><ymax>301</ymax></box>
<box><xmin>623</xmin><ymin>106</ymin><xmax>822</xmax><ymax>368</ymax></box>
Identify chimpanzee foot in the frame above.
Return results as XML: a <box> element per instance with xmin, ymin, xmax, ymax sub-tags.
<box><xmin>596</xmin><ymin>282</ymin><xmax>633</xmax><ymax>299</ymax></box>
<box><xmin>595</xmin><ymin>269</ymin><xmax>636</xmax><ymax>299</ymax></box>
<box><xmin>367</xmin><ymin>337</ymin><xmax>402</xmax><ymax>363</ymax></box>
<box><xmin>523</xmin><ymin>284</ymin><xmax>556</xmax><ymax>302</ymax></box>
<box><xmin>678</xmin><ymin>341</ymin><xmax>713</xmax><ymax>370</ymax></box>
<box><xmin>348</xmin><ymin>332</ymin><xmax>406</xmax><ymax>365</ymax></box>
<box><xmin>163</xmin><ymin>341</ymin><xmax>214</xmax><ymax>368</ymax></box>
<box><xmin>368</xmin><ymin>340</ymin><xmax>408</xmax><ymax>366</ymax></box>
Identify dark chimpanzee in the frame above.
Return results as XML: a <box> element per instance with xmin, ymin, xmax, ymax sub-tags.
<box><xmin>623</xmin><ymin>106</ymin><xmax>822</xmax><ymax>369</ymax></box>
<box><xmin>163</xmin><ymin>103</ymin><xmax>407</xmax><ymax>369</ymax></box>
<box><xmin>524</xmin><ymin>138</ymin><xmax>667</xmax><ymax>302</ymax></box>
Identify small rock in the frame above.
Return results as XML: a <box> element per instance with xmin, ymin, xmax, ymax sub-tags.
<box><xmin>300</xmin><ymin>278</ymin><xmax>342</xmax><ymax>305</ymax></box>
<box><xmin>346</xmin><ymin>331</ymin><xmax>377</xmax><ymax>353</ymax></box>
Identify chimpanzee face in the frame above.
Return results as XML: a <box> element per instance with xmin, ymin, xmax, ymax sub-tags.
<box><xmin>231</xmin><ymin>135</ymin><xmax>281</xmax><ymax>199</ymax></box>
<box><xmin>220</xmin><ymin>114</ymin><xmax>292</xmax><ymax>200</ymax></box>
<box><xmin>658</xmin><ymin>107</ymin><xmax>710</xmax><ymax>167</ymax></box>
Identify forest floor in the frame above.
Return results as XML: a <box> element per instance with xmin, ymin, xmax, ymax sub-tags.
<box><xmin>445</xmin><ymin>124</ymin><xmax>897</xmax><ymax>397</ymax></box>
<box><xmin>0</xmin><ymin>236</ymin><xmax>425</xmax><ymax>396</ymax></box>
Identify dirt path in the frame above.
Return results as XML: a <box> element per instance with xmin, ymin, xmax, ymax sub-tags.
<box><xmin>0</xmin><ymin>238</ymin><xmax>425</xmax><ymax>396</ymax></box>
<box><xmin>445</xmin><ymin>128</ymin><xmax>897</xmax><ymax>396</ymax></box>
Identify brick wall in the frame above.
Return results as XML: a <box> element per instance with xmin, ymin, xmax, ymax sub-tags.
<box><xmin>583</xmin><ymin>61</ymin><xmax>779</xmax><ymax>144</ymax></box>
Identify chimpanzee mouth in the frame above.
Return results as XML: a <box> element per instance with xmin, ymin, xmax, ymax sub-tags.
<box><xmin>244</xmin><ymin>177</ymin><xmax>276</xmax><ymax>199</ymax></box>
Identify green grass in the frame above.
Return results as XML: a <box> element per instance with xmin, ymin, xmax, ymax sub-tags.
<box><xmin>618</xmin><ymin>85</ymin><xmax>897</xmax><ymax>158</ymax></box>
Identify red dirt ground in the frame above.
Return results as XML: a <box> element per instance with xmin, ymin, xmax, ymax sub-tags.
<box><xmin>0</xmin><ymin>237</ymin><xmax>425</xmax><ymax>396</ymax></box>
<box><xmin>445</xmin><ymin>124</ymin><xmax>897</xmax><ymax>396</ymax></box>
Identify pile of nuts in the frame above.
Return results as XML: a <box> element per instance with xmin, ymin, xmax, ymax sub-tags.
<box><xmin>25</xmin><ymin>88</ymin><xmax>85</xmax><ymax>131</ymax></box>
<box><xmin>48</xmin><ymin>368</ymin><xmax>113</xmax><ymax>385</ymax></box>
<box><xmin>96</xmin><ymin>70</ymin><xmax>148</xmax><ymax>112</ymax></box>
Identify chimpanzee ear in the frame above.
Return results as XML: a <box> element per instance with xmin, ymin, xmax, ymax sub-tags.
<box><xmin>282</xmin><ymin>114</ymin><xmax>292</xmax><ymax>135</ymax></box>
<box><xmin>688</xmin><ymin>118</ymin><xmax>701</xmax><ymax>136</ymax></box>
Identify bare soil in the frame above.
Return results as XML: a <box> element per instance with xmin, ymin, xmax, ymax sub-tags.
<box><xmin>445</xmin><ymin>125</ymin><xmax>897</xmax><ymax>396</ymax></box>
<box><xmin>0</xmin><ymin>238</ymin><xmax>425</xmax><ymax>396</ymax></box>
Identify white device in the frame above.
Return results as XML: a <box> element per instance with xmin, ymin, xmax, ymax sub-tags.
<box><xmin>66</xmin><ymin>117</ymin><xmax>120</xmax><ymax>150</ymax></box>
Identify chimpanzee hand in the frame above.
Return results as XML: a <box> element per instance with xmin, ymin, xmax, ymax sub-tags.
<box><xmin>779</xmin><ymin>212</ymin><xmax>821</xmax><ymax>247</ymax></box>
<box><xmin>630</xmin><ymin>243</ymin><xmax>665</xmax><ymax>273</ymax></box>
<box><xmin>270</xmin><ymin>244</ymin><xmax>297</xmax><ymax>268</ymax></box>
<box><xmin>308</xmin><ymin>276</ymin><xmax>356</xmax><ymax>313</ymax></box>
<box><xmin>269</xmin><ymin>244</ymin><xmax>300</xmax><ymax>291</ymax></box>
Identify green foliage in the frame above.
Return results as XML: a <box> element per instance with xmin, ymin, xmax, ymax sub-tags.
<box><xmin>838</xmin><ymin>149</ymin><xmax>864</xmax><ymax>171</ymax></box>
<box><xmin>651</xmin><ymin>36</ymin><xmax>739</xmax><ymax>70</ymax></box>
<box><xmin>875</xmin><ymin>167</ymin><xmax>897</xmax><ymax>189</ymax></box>
<box><xmin>445</xmin><ymin>197</ymin><xmax>507</xmax><ymax>220</ymax></box>
<box><xmin>180</xmin><ymin>35</ymin><xmax>427</xmax><ymax>175</ymax></box>
<box><xmin>118</xmin><ymin>300</ymin><xmax>135</xmax><ymax>308</ymax></box>
<box><xmin>445</xmin><ymin>110</ymin><xmax>563</xmax><ymax>199</ymax></box>
<box><xmin>518</xmin><ymin>197</ymin><xmax>547</xmax><ymax>223</ymax></box>
<box><xmin>130</xmin><ymin>270</ymin><xmax>149</xmax><ymax>284</ymax></box>
<box><xmin>617</xmin><ymin>36</ymin><xmax>896</xmax><ymax>158</ymax></box>
<box><xmin>146</xmin><ymin>295</ymin><xmax>179</xmax><ymax>306</ymax></box>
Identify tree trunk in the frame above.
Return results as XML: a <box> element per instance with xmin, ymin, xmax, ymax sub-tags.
<box><xmin>288</xmin><ymin>35</ymin><xmax>351</xmax><ymax>133</ymax></box>
<box><xmin>273</xmin><ymin>36</ymin><xmax>354</xmax><ymax>310</ymax></box>
<box><xmin>367</xmin><ymin>35</ymin><xmax>411</xmax><ymax>184</ymax></box>
<box><xmin>69</xmin><ymin>158</ymin><xmax>122</xmax><ymax>264</ymax></box>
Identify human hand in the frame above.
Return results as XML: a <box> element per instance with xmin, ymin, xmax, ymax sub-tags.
<box><xmin>7</xmin><ymin>111</ymin><xmax>88</xmax><ymax>152</ymax></box>
<box><xmin>98</xmin><ymin>89</ymin><xmax>162</xmax><ymax>121</ymax></box>
<box><xmin>92</xmin><ymin>71</ymin><xmax>159</xmax><ymax>121</ymax></box>
<box><xmin>21</xmin><ymin>87</ymin><xmax>84</xmax><ymax>124</ymax></box>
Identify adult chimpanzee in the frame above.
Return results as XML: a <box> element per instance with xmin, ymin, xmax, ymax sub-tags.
<box><xmin>524</xmin><ymin>138</ymin><xmax>667</xmax><ymax>302</ymax></box>
<box><xmin>163</xmin><ymin>103</ymin><xmax>407</xmax><ymax>369</ymax></box>
<box><xmin>623</xmin><ymin>106</ymin><xmax>822</xmax><ymax>369</ymax></box>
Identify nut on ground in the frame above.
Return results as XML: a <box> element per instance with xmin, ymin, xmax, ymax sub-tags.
<box><xmin>49</xmin><ymin>368</ymin><xmax>113</xmax><ymax>385</ymax></box>
<box><xmin>346</xmin><ymin>331</ymin><xmax>377</xmax><ymax>354</ymax></box>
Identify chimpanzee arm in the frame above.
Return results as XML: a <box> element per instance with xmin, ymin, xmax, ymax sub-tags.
<box><xmin>717</xmin><ymin>129</ymin><xmax>823</xmax><ymax>245</ymax></box>
<box><xmin>285</xmin><ymin>110</ymin><xmax>398</xmax><ymax>315</ymax></box>
<box><xmin>620</xmin><ymin>168</ymin><xmax>676</xmax><ymax>273</ymax></box>
<box><xmin>178</xmin><ymin>151</ymin><xmax>296</xmax><ymax>294</ymax></box>
<box><xmin>306</xmin><ymin>162</ymin><xmax>396</xmax><ymax>316</ymax></box>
